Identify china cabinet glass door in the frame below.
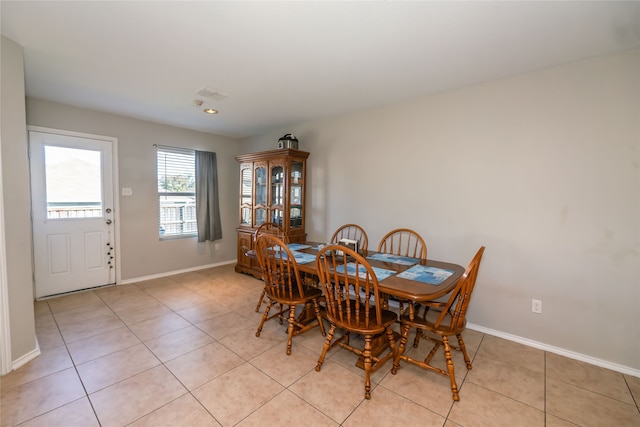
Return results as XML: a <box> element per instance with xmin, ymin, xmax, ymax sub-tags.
<box><xmin>240</xmin><ymin>165</ymin><xmax>252</xmax><ymax>225</ymax></box>
<box><xmin>270</xmin><ymin>162</ymin><xmax>284</xmax><ymax>226</ymax></box>
<box><xmin>254</xmin><ymin>164</ymin><xmax>267</xmax><ymax>226</ymax></box>
<box><xmin>290</xmin><ymin>160</ymin><xmax>304</xmax><ymax>229</ymax></box>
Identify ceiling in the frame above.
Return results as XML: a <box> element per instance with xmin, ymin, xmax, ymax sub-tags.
<box><xmin>2</xmin><ymin>1</ymin><xmax>639</xmax><ymax>139</ymax></box>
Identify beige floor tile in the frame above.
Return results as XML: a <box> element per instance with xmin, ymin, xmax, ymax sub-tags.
<box><xmin>1</xmin><ymin>345</ymin><xmax>73</xmax><ymax>391</ymax></box>
<box><xmin>159</xmin><ymin>292</ymin><xmax>211</xmax><ymax>311</ymax></box>
<box><xmin>9</xmin><ymin>266</ymin><xmax>639</xmax><ymax>427</ymax></box>
<box><xmin>145</xmin><ymin>325</ymin><xmax>214</xmax><ymax>362</ymax></box>
<box><xmin>546</xmin><ymin>352</ymin><xmax>634</xmax><ymax>404</ymax></box>
<box><xmin>34</xmin><ymin>312</ymin><xmax>56</xmax><ymax>329</ymax></box>
<box><xmin>176</xmin><ymin>300</ymin><xmax>231</xmax><ymax>323</ymax></box>
<box><xmin>142</xmin><ymin>284</ymin><xmax>189</xmax><ymax>300</ymax></box>
<box><xmin>89</xmin><ymin>365</ymin><xmax>187</xmax><ymax>427</ymax></box>
<box><xmin>77</xmin><ymin>343</ymin><xmax>160</xmax><ymax>393</ymax></box>
<box><xmin>129</xmin><ymin>394</ymin><xmax>221</xmax><ymax>426</ymax></box>
<box><xmin>343</xmin><ymin>385</ymin><xmax>446</xmax><ymax>427</ymax></box>
<box><xmin>289</xmin><ymin>360</ymin><xmax>368</xmax><ymax>424</ymax></box>
<box><xmin>448</xmin><ymin>382</ymin><xmax>544</xmax><ymax>427</ymax></box>
<box><xmin>546</xmin><ymin>377</ymin><xmax>640</xmax><ymax>427</ymax></box>
<box><xmin>380</xmin><ymin>359</ymin><xmax>456</xmax><ymax>417</ymax></box>
<box><xmin>52</xmin><ymin>300</ymin><xmax>113</xmax><ymax>327</ymax></box>
<box><xmin>128</xmin><ymin>312</ymin><xmax>191</xmax><ymax>341</ymax></box>
<box><xmin>94</xmin><ymin>283</ymin><xmax>147</xmax><ymax>304</ymax></box>
<box><xmin>46</xmin><ymin>291</ymin><xmax>103</xmax><ymax>313</ymax></box>
<box><xmin>625</xmin><ymin>374</ymin><xmax>640</xmax><ymax>404</ymax></box>
<box><xmin>0</xmin><ymin>368</ymin><xmax>85</xmax><ymax>427</ymax></box>
<box><xmin>103</xmin><ymin>292</ymin><xmax>159</xmax><ymax>312</ymax></box>
<box><xmin>33</xmin><ymin>300</ymin><xmax>51</xmax><ymax>317</ymax></box>
<box><xmin>251</xmin><ymin>343</ymin><xmax>318</xmax><ymax>387</ymax></box>
<box><xmin>236</xmin><ymin>389</ymin><xmax>338</xmax><ymax>427</ymax></box>
<box><xmin>35</xmin><ymin>324</ymin><xmax>65</xmax><ymax>350</ymax></box>
<box><xmin>17</xmin><ymin>397</ymin><xmax>99</xmax><ymax>427</ymax></box>
<box><xmin>193</xmin><ymin>363</ymin><xmax>284</xmax><ymax>426</ymax></box>
<box><xmin>114</xmin><ymin>300</ymin><xmax>174</xmax><ymax>325</ymax></box>
<box><xmin>195</xmin><ymin>311</ymin><xmax>256</xmax><ymax>340</ymax></box>
<box><xmin>465</xmin><ymin>352</ymin><xmax>545</xmax><ymax>410</ymax></box>
<box><xmin>545</xmin><ymin>414</ymin><xmax>581</xmax><ymax>427</ymax></box>
<box><xmin>134</xmin><ymin>277</ymin><xmax>178</xmax><ymax>290</ymax></box>
<box><xmin>57</xmin><ymin>311</ymin><xmax>125</xmax><ymax>343</ymax></box>
<box><xmin>66</xmin><ymin>326</ymin><xmax>141</xmax><ymax>364</ymax></box>
<box><xmin>165</xmin><ymin>342</ymin><xmax>244</xmax><ymax>390</ymax></box>
<box><xmin>219</xmin><ymin>323</ymin><xmax>285</xmax><ymax>360</ymax></box>
<box><xmin>475</xmin><ymin>334</ymin><xmax>545</xmax><ymax>374</ymax></box>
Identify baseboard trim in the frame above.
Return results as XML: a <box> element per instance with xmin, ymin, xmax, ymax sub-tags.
<box><xmin>119</xmin><ymin>260</ymin><xmax>236</xmax><ymax>285</ymax></box>
<box><xmin>11</xmin><ymin>340</ymin><xmax>41</xmax><ymax>372</ymax></box>
<box><xmin>467</xmin><ymin>322</ymin><xmax>640</xmax><ymax>378</ymax></box>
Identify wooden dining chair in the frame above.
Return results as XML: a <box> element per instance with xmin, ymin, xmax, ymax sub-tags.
<box><xmin>254</xmin><ymin>234</ymin><xmax>325</xmax><ymax>355</ymax></box>
<box><xmin>329</xmin><ymin>223</ymin><xmax>368</xmax><ymax>253</ymax></box>
<box><xmin>315</xmin><ymin>245</ymin><xmax>397</xmax><ymax>399</ymax></box>
<box><xmin>254</xmin><ymin>222</ymin><xmax>289</xmax><ymax>312</ymax></box>
<box><xmin>391</xmin><ymin>246</ymin><xmax>486</xmax><ymax>401</ymax></box>
<box><xmin>377</xmin><ymin>228</ymin><xmax>427</xmax><ymax>315</ymax></box>
<box><xmin>377</xmin><ymin>228</ymin><xmax>427</xmax><ymax>260</ymax></box>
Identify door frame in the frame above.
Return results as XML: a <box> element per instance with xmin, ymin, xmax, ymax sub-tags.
<box><xmin>28</xmin><ymin>126</ymin><xmax>121</xmax><ymax>294</ymax></box>
<box><xmin>0</xmin><ymin>140</ymin><xmax>11</xmax><ymax>375</ymax></box>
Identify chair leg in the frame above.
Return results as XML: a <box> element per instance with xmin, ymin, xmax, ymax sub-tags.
<box><xmin>256</xmin><ymin>300</ymin><xmax>274</xmax><ymax>337</ymax></box>
<box><xmin>385</xmin><ymin>325</ymin><xmax>397</xmax><ymax>359</ymax></box>
<box><xmin>363</xmin><ymin>334</ymin><xmax>373</xmax><ymax>399</ymax></box>
<box><xmin>286</xmin><ymin>305</ymin><xmax>296</xmax><ymax>355</ymax></box>
<box><xmin>457</xmin><ymin>333</ymin><xmax>473</xmax><ymax>370</ymax></box>
<box><xmin>392</xmin><ymin>322</ymin><xmax>411</xmax><ymax>374</ymax></box>
<box><xmin>413</xmin><ymin>328</ymin><xmax>423</xmax><ymax>348</ymax></box>
<box><xmin>255</xmin><ymin>289</ymin><xmax>266</xmax><ymax>312</ymax></box>
<box><xmin>315</xmin><ymin>324</ymin><xmax>336</xmax><ymax>372</ymax></box>
<box><xmin>442</xmin><ymin>336</ymin><xmax>460</xmax><ymax>401</ymax></box>
<box><xmin>312</xmin><ymin>299</ymin><xmax>326</xmax><ymax>336</ymax></box>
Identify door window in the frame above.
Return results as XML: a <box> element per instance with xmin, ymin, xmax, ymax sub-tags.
<box><xmin>44</xmin><ymin>146</ymin><xmax>103</xmax><ymax>219</ymax></box>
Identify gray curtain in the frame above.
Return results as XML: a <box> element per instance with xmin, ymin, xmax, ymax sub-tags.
<box><xmin>195</xmin><ymin>151</ymin><xmax>222</xmax><ymax>242</ymax></box>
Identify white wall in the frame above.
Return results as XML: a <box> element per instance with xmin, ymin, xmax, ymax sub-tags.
<box><xmin>26</xmin><ymin>99</ymin><xmax>241</xmax><ymax>281</ymax></box>
<box><xmin>242</xmin><ymin>49</ymin><xmax>640</xmax><ymax>371</ymax></box>
<box><xmin>0</xmin><ymin>36</ymin><xmax>37</xmax><ymax>365</ymax></box>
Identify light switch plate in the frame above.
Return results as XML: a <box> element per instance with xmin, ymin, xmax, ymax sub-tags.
<box><xmin>122</xmin><ymin>187</ymin><xmax>133</xmax><ymax>196</ymax></box>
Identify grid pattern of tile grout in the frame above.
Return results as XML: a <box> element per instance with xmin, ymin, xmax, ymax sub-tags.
<box><xmin>1</xmin><ymin>264</ymin><xmax>639</xmax><ymax>426</ymax></box>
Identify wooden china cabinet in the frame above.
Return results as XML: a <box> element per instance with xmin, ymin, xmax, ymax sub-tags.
<box><xmin>235</xmin><ymin>149</ymin><xmax>309</xmax><ymax>278</ymax></box>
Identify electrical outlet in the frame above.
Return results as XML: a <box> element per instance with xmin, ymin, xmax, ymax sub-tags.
<box><xmin>214</xmin><ymin>243</ymin><xmax>220</xmax><ymax>250</ymax></box>
<box><xmin>531</xmin><ymin>299</ymin><xmax>542</xmax><ymax>314</ymax></box>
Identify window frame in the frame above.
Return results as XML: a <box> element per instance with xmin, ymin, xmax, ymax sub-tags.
<box><xmin>156</xmin><ymin>145</ymin><xmax>197</xmax><ymax>240</ymax></box>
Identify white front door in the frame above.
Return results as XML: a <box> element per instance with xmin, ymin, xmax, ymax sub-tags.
<box><xmin>29</xmin><ymin>130</ymin><xmax>116</xmax><ymax>298</ymax></box>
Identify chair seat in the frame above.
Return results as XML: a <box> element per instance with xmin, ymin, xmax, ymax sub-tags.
<box><xmin>327</xmin><ymin>302</ymin><xmax>397</xmax><ymax>334</ymax></box>
<box><xmin>400</xmin><ymin>307</ymin><xmax>466</xmax><ymax>336</ymax></box>
<box><xmin>266</xmin><ymin>284</ymin><xmax>324</xmax><ymax>305</ymax></box>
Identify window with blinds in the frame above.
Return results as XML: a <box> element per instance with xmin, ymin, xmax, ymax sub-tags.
<box><xmin>156</xmin><ymin>145</ymin><xmax>196</xmax><ymax>238</ymax></box>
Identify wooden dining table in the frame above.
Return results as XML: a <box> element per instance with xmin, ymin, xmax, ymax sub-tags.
<box><xmin>270</xmin><ymin>242</ymin><xmax>465</xmax><ymax>302</ymax></box>
<box><xmin>247</xmin><ymin>241</ymin><xmax>466</xmax><ymax>368</ymax></box>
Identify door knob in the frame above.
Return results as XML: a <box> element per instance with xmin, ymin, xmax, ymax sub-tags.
<box><xmin>106</xmin><ymin>219</ymin><xmax>112</xmax><ymax>225</ymax></box>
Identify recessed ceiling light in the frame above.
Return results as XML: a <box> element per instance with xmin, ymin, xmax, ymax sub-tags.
<box><xmin>204</xmin><ymin>108</ymin><xmax>218</xmax><ymax>114</ymax></box>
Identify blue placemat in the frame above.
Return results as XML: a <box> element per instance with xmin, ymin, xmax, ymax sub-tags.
<box><xmin>335</xmin><ymin>262</ymin><xmax>396</xmax><ymax>281</ymax></box>
<box><xmin>289</xmin><ymin>251</ymin><xmax>317</xmax><ymax>264</ymax></box>
<box><xmin>396</xmin><ymin>265</ymin><xmax>455</xmax><ymax>285</ymax></box>
<box><xmin>268</xmin><ymin>249</ymin><xmax>316</xmax><ymax>264</ymax></box>
<box><xmin>367</xmin><ymin>253</ymin><xmax>420</xmax><ymax>266</ymax></box>
<box><xmin>287</xmin><ymin>243</ymin><xmax>312</xmax><ymax>251</ymax></box>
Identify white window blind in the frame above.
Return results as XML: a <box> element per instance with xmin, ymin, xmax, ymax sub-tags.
<box><xmin>156</xmin><ymin>145</ymin><xmax>196</xmax><ymax>238</ymax></box>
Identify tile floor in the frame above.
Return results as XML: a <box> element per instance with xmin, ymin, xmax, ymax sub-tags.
<box><xmin>1</xmin><ymin>264</ymin><xmax>639</xmax><ymax>426</ymax></box>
